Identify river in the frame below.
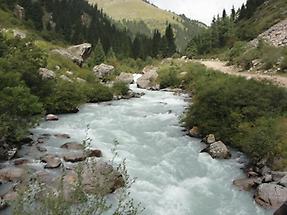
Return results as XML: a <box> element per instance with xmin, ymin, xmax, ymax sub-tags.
<box><xmin>31</xmin><ymin>75</ymin><xmax>271</xmax><ymax>215</ymax></box>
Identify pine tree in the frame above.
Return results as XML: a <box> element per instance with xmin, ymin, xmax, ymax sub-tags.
<box><xmin>231</xmin><ymin>6</ymin><xmax>236</xmax><ymax>21</ymax></box>
<box><xmin>93</xmin><ymin>40</ymin><xmax>106</xmax><ymax>65</ymax></box>
<box><xmin>165</xmin><ymin>24</ymin><xmax>176</xmax><ymax>57</ymax></box>
<box><xmin>222</xmin><ymin>9</ymin><xmax>227</xmax><ymax>19</ymax></box>
<box><xmin>152</xmin><ymin>30</ymin><xmax>161</xmax><ymax>57</ymax></box>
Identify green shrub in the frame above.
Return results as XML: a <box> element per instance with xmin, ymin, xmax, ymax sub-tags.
<box><xmin>0</xmin><ymin>86</ymin><xmax>43</xmax><ymax>141</ymax></box>
<box><xmin>44</xmin><ymin>81</ymin><xmax>86</xmax><ymax>114</ymax></box>
<box><xmin>183</xmin><ymin>63</ymin><xmax>287</xmax><ymax>167</ymax></box>
<box><xmin>87</xmin><ymin>83</ymin><xmax>113</xmax><ymax>103</ymax></box>
<box><xmin>112</xmin><ymin>81</ymin><xmax>129</xmax><ymax>96</ymax></box>
<box><xmin>158</xmin><ymin>65</ymin><xmax>181</xmax><ymax>89</ymax></box>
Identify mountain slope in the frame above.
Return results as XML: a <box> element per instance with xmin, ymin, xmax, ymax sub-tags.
<box><xmin>88</xmin><ymin>0</ymin><xmax>206</xmax><ymax>51</ymax></box>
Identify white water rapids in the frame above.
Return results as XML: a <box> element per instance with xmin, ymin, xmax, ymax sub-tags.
<box><xmin>32</xmin><ymin>75</ymin><xmax>272</xmax><ymax>215</ymax></box>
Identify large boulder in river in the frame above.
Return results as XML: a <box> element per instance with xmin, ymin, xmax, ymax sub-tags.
<box><xmin>52</xmin><ymin>43</ymin><xmax>92</xmax><ymax>67</ymax></box>
<box><xmin>93</xmin><ymin>63</ymin><xmax>115</xmax><ymax>79</ymax></box>
<box><xmin>255</xmin><ymin>184</ymin><xmax>287</xmax><ymax>209</ymax></box>
<box><xmin>63</xmin><ymin>161</ymin><xmax>124</xmax><ymax>197</ymax></box>
<box><xmin>136</xmin><ymin>66</ymin><xmax>159</xmax><ymax>90</ymax></box>
<box><xmin>116</xmin><ymin>72</ymin><xmax>134</xmax><ymax>84</ymax></box>
<box><xmin>201</xmin><ymin>141</ymin><xmax>231</xmax><ymax>159</ymax></box>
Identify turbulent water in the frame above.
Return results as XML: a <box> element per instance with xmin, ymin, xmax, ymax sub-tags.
<box><xmin>32</xmin><ymin>75</ymin><xmax>272</xmax><ymax>215</ymax></box>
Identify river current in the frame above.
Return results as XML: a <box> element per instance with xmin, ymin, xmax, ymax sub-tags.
<box><xmin>32</xmin><ymin>75</ymin><xmax>271</xmax><ymax>215</ymax></box>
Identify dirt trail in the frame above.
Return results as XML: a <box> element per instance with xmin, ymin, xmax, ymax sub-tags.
<box><xmin>196</xmin><ymin>60</ymin><xmax>287</xmax><ymax>88</ymax></box>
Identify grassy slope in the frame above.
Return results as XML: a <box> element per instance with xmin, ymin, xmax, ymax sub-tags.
<box><xmin>89</xmin><ymin>0</ymin><xmax>184</xmax><ymax>32</ymax></box>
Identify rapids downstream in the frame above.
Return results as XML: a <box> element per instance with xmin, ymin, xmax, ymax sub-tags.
<box><xmin>31</xmin><ymin>75</ymin><xmax>271</xmax><ymax>215</ymax></box>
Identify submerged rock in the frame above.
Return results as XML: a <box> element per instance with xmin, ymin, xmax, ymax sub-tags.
<box><xmin>201</xmin><ymin>141</ymin><xmax>231</xmax><ymax>159</ymax></box>
<box><xmin>54</xmin><ymin>133</ymin><xmax>71</xmax><ymax>139</ymax></box>
<box><xmin>254</xmin><ymin>183</ymin><xmax>287</xmax><ymax>209</ymax></box>
<box><xmin>86</xmin><ymin>149</ymin><xmax>103</xmax><ymax>158</ymax></box>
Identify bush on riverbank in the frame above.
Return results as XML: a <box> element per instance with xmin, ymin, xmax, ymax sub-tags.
<box><xmin>183</xmin><ymin>63</ymin><xmax>287</xmax><ymax>168</ymax></box>
<box><xmin>156</xmin><ymin>61</ymin><xmax>287</xmax><ymax>169</ymax></box>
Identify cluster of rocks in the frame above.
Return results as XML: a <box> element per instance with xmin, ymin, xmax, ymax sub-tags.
<box><xmin>0</xmin><ymin>129</ymin><xmax>124</xmax><ymax>211</ymax></box>
<box><xmin>250</xmin><ymin>18</ymin><xmax>287</xmax><ymax>48</ymax></box>
<box><xmin>233</xmin><ymin>160</ymin><xmax>287</xmax><ymax>210</ymax></box>
<box><xmin>136</xmin><ymin>66</ymin><xmax>160</xmax><ymax>90</ymax></box>
<box><xmin>189</xmin><ymin>128</ymin><xmax>231</xmax><ymax>160</ymax></box>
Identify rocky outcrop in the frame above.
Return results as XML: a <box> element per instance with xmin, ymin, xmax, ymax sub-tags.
<box><xmin>250</xmin><ymin>18</ymin><xmax>287</xmax><ymax>47</ymax></box>
<box><xmin>116</xmin><ymin>72</ymin><xmax>134</xmax><ymax>84</ymax></box>
<box><xmin>93</xmin><ymin>64</ymin><xmax>115</xmax><ymax>79</ymax></box>
<box><xmin>39</xmin><ymin>68</ymin><xmax>56</xmax><ymax>80</ymax></box>
<box><xmin>14</xmin><ymin>5</ymin><xmax>25</xmax><ymax>20</ymax></box>
<box><xmin>201</xmin><ymin>141</ymin><xmax>231</xmax><ymax>159</ymax></box>
<box><xmin>45</xmin><ymin>114</ymin><xmax>59</xmax><ymax>121</ymax></box>
<box><xmin>254</xmin><ymin>183</ymin><xmax>287</xmax><ymax>209</ymax></box>
<box><xmin>52</xmin><ymin>43</ymin><xmax>92</xmax><ymax>67</ymax></box>
<box><xmin>136</xmin><ymin>66</ymin><xmax>159</xmax><ymax>90</ymax></box>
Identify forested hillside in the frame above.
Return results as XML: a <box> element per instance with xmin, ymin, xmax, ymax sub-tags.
<box><xmin>185</xmin><ymin>0</ymin><xmax>287</xmax><ymax>73</ymax></box>
<box><xmin>89</xmin><ymin>0</ymin><xmax>206</xmax><ymax>51</ymax></box>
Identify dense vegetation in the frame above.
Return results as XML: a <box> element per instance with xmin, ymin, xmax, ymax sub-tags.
<box><xmin>184</xmin><ymin>0</ymin><xmax>287</xmax><ymax>58</ymax></box>
<box><xmin>0</xmin><ymin>0</ymin><xmax>177</xmax><ymax>59</ymax></box>
<box><xmin>157</xmin><ymin>61</ymin><xmax>287</xmax><ymax>170</ymax></box>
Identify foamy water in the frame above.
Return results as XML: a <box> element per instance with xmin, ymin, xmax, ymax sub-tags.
<box><xmin>32</xmin><ymin>75</ymin><xmax>272</xmax><ymax>215</ymax></box>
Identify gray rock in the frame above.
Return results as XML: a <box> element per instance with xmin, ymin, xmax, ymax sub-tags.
<box><xmin>116</xmin><ymin>72</ymin><xmax>134</xmax><ymax>84</ymax></box>
<box><xmin>201</xmin><ymin>141</ymin><xmax>231</xmax><ymax>159</ymax></box>
<box><xmin>233</xmin><ymin>177</ymin><xmax>262</xmax><ymax>191</ymax></box>
<box><xmin>279</xmin><ymin>175</ymin><xmax>287</xmax><ymax>187</ymax></box>
<box><xmin>12</xmin><ymin>29</ymin><xmax>26</xmax><ymax>39</ymax></box>
<box><xmin>254</xmin><ymin>183</ymin><xmax>287</xmax><ymax>209</ymax></box>
<box><xmin>60</xmin><ymin>75</ymin><xmax>72</xmax><ymax>82</ymax></box>
<box><xmin>54</xmin><ymin>133</ymin><xmax>71</xmax><ymax>139</ymax></box>
<box><xmin>86</xmin><ymin>149</ymin><xmax>103</xmax><ymax>158</ymax></box>
<box><xmin>45</xmin><ymin>114</ymin><xmax>59</xmax><ymax>121</ymax></box>
<box><xmin>203</xmin><ymin>134</ymin><xmax>216</xmax><ymax>144</ymax></box>
<box><xmin>60</xmin><ymin>142</ymin><xmax>84</xmax><ymax>150</ymax></box>
<box><xmin>76</xmin><ymin>77</ymin><xmax>86</xmax><ymax>83</ymax></box>
<box><xmin>63</xmin><ymin>152</ymin><xmax>86</xmax><ymax>163</ymax></box>
<box><xmin>136</xmin><ymin>66</ymin><xmax>159</xmax><ymax>90</ymax></box>
<box><xmin>263</xmin><ymin>174</ymin><xmax>273</xmax><ymax>183</ymax></box>
<box><xmin>93</xmin><ymin>63</ymin><xmax>115</xmax><ymax>79</ymax></box>
<box><xmin>41</xmin><ymin>154</ymin><xmax>62</xmax><ymax>169</ymax></box>
<box><xmin>39</xmin><ymin>68</ymin><xmax>56</xmax><ymax>80</ymax></box>
<box><xmin>14</xmin><ymin>4</ymin><xmax>25</xmax><ymax>20</ymax></box>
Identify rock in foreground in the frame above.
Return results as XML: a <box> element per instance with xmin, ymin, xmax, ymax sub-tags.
<box><xmin>254</xmin><ymin>183</ymin><xmax>287</xmax><ymax>209</ymax></box>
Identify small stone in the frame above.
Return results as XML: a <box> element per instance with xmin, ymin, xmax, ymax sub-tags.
<box><xmin>46</xmin><ymin>114</ymin><xmax>59</xmax><ymax>121</ymax></box>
